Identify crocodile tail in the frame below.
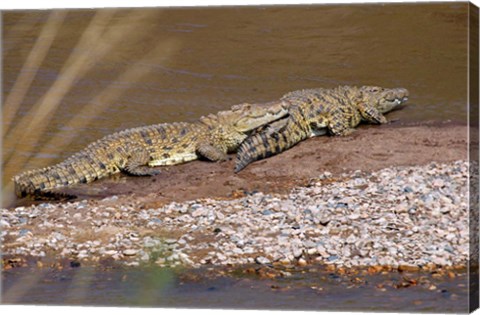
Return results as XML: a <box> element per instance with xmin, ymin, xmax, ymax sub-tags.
<box><xmin>235</xmin><ymin>129</ymin><xmax>280</xmax><ymax>173</ymax></box>
<box><xmin>13</xmin><ymin>169</ymin><xmax>45</xmax><ymax>198</ymax></box>
<box><xmin>15</xmin><ymin>184</ymin><xmax>76</xmax><ymax>200</ymax></box>
<box><xmin>13</xmin><ymin>164</ymin><xmax>81</xmax><ymax>200</ymax></box>
<box><xmin>235</xmin><ymin>112</ymin><xmax>309</xmax><ymax>173</ymax></box>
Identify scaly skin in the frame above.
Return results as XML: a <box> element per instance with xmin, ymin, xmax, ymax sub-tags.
<box><xmin>235</xmin><ymin>86</ymin><xmax>409</xmax><ymax>172</ymax></box>
<box><xmin>13</xmin><ymin>101</ymin><xmax>289</xmax><ymax>199</ymax></box>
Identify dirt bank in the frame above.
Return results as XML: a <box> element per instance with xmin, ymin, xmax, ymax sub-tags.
<box><xmin>17</xmin><ymin>121</ymin><xmax>464</xmax><ymax>207</ymax></box>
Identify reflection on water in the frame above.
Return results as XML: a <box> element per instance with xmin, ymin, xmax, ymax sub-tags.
<box><xmin>1</xmin><ymin>265</ymin><xmax>469</xmax><ymax>312</ymax></box>
<box><xmin>1</xmin><ymin>3</ymin><xmax>469</xmax><ymax>201</ymax></box>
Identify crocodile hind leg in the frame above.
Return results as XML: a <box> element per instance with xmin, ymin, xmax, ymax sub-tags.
<box><xmin>124</xmin><ymin>148</ymin><xmax>160</xmax><ymax>176</ymax></box>
<box><xmin>235</xmin><ymin>109</ymin><xmax>310</xmax><ymax>173</ymax></box>
<box><xmin>250</xmin><ymin>117</ymin><xmax>289</xmax><ymax>136</ymax></box>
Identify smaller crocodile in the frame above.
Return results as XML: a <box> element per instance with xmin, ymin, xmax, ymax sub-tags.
<box><xmin>235</xmin><ymin>85</ymin><xmax>409</xmax><ymax>172</ymax></box>
<box><xmin>13</xmin><ymin>101</ymin><xmax>289</xmax><ymax>199</ymax></box>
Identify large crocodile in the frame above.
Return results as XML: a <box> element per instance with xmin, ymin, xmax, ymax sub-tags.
<box><xmin>235</xmin><ymin>86</ymin><xmax>409</xmax><ymax>172</ymax></box>
<box><xmin>13</xmin><ymin>101</ymin><xmax>289</xmax><ymax>199</ymax></box>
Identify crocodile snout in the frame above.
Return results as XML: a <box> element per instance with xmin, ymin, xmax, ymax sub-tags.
<box><xmin>396</xmin><ymin>88</ymin><xmax>409</xmax><ymax>100</ymax></box>
<box><xmin>385</xmin><ymin>88</ymin><xmax>409</xmax><ymax>103</ymax></box>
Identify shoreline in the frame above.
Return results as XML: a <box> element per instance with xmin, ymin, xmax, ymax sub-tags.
<box><xmin>1</xmin><ymin>122</ymin><xmax>471</xmax><ymax>271</ymax></box>
<box><xmin>5</xmin><ymin>120</ymin><xmax>469</xmax><ymax>209</ymax></box>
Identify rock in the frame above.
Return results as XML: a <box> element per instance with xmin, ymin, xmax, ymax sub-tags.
<box><xmin>303</xmin><ymin>240</ymin><xmax>317</xmax><ymax>248</ymax></box>
<box><xmin>123</xmin><ymin>249</ymin><xmax>138</xmax><ymax>256</ymax></box>
<box><xmin>216</xmin><ymin>253</ymin><xmax>227</xmax><ymax>261</ymax></box>
<box><xmin>104</xmin><ymin>195</ymin><xmax>119</xmax><ymax>202</ymax></box>
<box><xmin>255</xmin><ymin>256</ymin><xmax>271</xmax><ymax>264</ymax></box>
<box><xmin>403</xmin><ymin>186</ymin><xmax>414</xmax><ymax>193</ymax></box>
<box><xmin>191</xmin><ymin>208</ymin><xmax>207</xmax><ymax>217</ymax></box>
<box><xmin>177</xmin><ymin>238</ymin><xmax>187</xmax><ymax>245</ymax></box>
<box><xmin>445</xmin><ymin>233</ymin><xmax>456</xmax><ymax>241</ymax></box>
<box><xmin>149</xmin><ymin>218</ymin><xmax>163</xmax><ymax>225</ymax></box>
<box><xmin>164</xmin><ymin>238</ymin><xmax>177</xmax><ymax>245</ymax></box>
<box><xmin>348</xmin><ymin>213</ymin><xmax>360</xmax><ymax>220</ymax></box>
<box><xmin>292</xmin><ymin>246</ymin><xmax>303</xmax><ymax>258</ymax></box>
<box><xmin>346</xmin><ymin>235</ymin><xmax>356</xmax><ymax>244</ymax></box>
<box><xmin>432</xmin><ymin>256</ymin><xmax>449</xmax><ymax>266</ymax></box>
<box><xmin>432</xmin><ymin>179</ymin><xmax>445</xmax><ymax>188</ymax></box>
<box><xmin>317</xmin><ymin>248</ymin><xmax>330</xmax><ymax>258</ymax></box>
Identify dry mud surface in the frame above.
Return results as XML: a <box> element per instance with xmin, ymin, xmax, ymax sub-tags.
<box><xmin>42</xmin><ymin>121</ymin><xmax>469</xmax><ymax>205</ymax></box>
<box><xmin>1</xmin><ymin>122</ymin><xmax>472</xmax><ymax>272</ymax></box>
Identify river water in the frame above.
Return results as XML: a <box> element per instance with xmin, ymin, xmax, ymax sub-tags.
<box><xmin>1</xmin><ymin>3</ymin><xmax>472</xmax><ymax>310</ymax></box>
<box><xmin>2</xmin><ymin>2</ymin><xmax>469</xmax><ymax>190</ymax></box>
<box><xmin>1</xmin><ymin>264</ymin><xmax>470</xmax><ymax>312</ymax></box>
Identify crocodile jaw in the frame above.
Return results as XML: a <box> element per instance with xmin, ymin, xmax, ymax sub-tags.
<box><xmin>378</xmin><ymin>95</ymin><xmax>409</xmax><ymax>113</ymax></box>
<box><xmin>360</xmin><ymin>86</ymin><xmax>409</xmax><ymax>114</ymax></box>
<box><xmin>233</xmin><ymin>103</ymin><xmax>289</xmax><ymax>132</ymax></box>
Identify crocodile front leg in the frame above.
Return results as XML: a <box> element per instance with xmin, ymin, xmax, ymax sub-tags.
<box><xmin>326</xmin><ymin>107</ymin><xmax>360</xmax><ymax>136</ymax></box>
<box><xmin>357</xmin><ymin>102</ymin><xmax>388</xmax><ymax>124</ymax></box>
<box><xmin>196</xmin><ymin>143</ymin><xmax>229</xmax><ymax>162</ymax></box>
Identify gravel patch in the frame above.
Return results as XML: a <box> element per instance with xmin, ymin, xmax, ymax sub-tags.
<box><xmin>1</xmin><ymin>161</ymin><xmax>469</xmax><ymax>269</ymax></box>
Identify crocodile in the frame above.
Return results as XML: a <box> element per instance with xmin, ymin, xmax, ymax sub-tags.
<box><xmin>235</xmin><ymin>85</ymin><xmax>409</xmax><ymax>172</ymax></box>
<box><xmin>13</xmin><ymin>101</ymin><xmax>289</xmax><ymax>199</ymax></box>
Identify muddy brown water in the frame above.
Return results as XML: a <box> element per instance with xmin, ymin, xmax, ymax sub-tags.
<box><xmin>1</xmin><ymin>3</ymin><xmax>472</xmax><ymax>310</ymax></box>
<box><xmin>1</xmin><ymin>264</ymin><xmax>470</xmax><ymax>312</ymax></box>
<box><xmin>2</xmin><ymin>3</ymin><xmax>469</xmax><ymax>192</ymax></box>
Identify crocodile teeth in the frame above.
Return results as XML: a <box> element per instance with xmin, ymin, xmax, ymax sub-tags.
<box><xmin>393</xmin><ymin>97</ymin><xmax>407</xmax><ymax>105</ymax></box>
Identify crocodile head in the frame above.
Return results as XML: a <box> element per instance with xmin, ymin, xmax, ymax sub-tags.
<box><xmin>217</xmin><ymin>101</ymin><xmax>290</xmax><ymax>133</ymax></box>
<box><xmin>359</xmin><ymin>86</ymin><xmax>409</xmax><ymax>113</ymax></box>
